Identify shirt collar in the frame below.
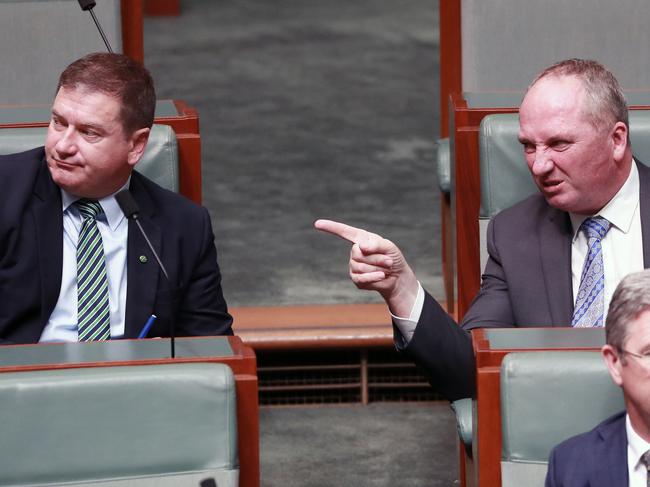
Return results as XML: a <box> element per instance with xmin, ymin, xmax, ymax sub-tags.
<box><xmin>627</xmin><ymin>413</ymin><xmax>650</xmax><ymax>471</ymax></box>
<box><xmin>60</xmin><ymin>178</ymin><xmax>131</xmax><ymax>232</ymax></box>
<box><xmin>570</xmin><ymin>161</ymin><xmax>639</xmax><ymax>241</ymax></box>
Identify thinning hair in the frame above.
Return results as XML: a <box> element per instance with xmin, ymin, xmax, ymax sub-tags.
<box><xmin>56</xmin><ymin>52</ymin><xmax>156</xmax><ymax>135</ymax></box>
<box><xmin>529</xmin><ymin>59</ymin><xmax>629</xmax><ymax>136</ymax></box>
<box><xmin>606</xmin><ymin>269</ymin><xmax>650</xmax><ymax>354</ymax></box>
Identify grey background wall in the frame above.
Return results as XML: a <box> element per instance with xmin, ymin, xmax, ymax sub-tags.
<box><xmin>0</xmin><ymin>0</ymin><xmax>122</xmax><ymax>104</ymax></box>
<box><xmin>462</xmin><ymin>0</ymin><xmax>650</xmax><ymax>91</ymax></box>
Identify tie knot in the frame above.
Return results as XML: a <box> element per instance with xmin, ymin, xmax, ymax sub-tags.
<box><xmin>75</xmin><ymin>199</ymin><xmax>103</xmax><ymax>220</ymax></box>
<box><xmin>580</xmin><ymin>216</ymin><xmax>610</xmax><ymax>241</ymax></box>
<box><xmin>642</xmin><ymin>450</ymin><xmax>650</xmax><ymax>470</ymax></box>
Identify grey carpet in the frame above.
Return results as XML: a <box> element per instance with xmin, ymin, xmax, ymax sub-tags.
<box><xmin>260</xmin><ymin>402</ymin><xmax>458</xmax><ymax>487</ymax></box>
<box><xmin>143</xmin><ymin>5</ymin><xmax>455</xmax><ymax>486</ymax></box>
<box><xmin>144</xmin><ymin>0</ymin><xmax>442</xmax><ymax>307</ymax></box>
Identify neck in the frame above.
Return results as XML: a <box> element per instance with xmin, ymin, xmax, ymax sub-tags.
<box><xmin>626</xmin><ymin>401</ymin><xmax>650</xmax><ymax>443</ymax></box>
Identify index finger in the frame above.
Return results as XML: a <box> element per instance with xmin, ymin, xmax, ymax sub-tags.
<box><xmin>314</xmin><ymin>219</ymin><xmax>363</xmax><ymax>244</ymax></box>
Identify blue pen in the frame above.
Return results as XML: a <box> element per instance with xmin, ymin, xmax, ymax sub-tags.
<box><xmin>138</xmin><ymin>314</ymin><xmax>157</xmax><ymax>339</ymax></box>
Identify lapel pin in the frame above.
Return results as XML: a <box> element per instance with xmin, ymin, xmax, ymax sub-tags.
<box><xmin>139</xmin><ymin>255</ymin><xmax>148</xmax><ymax>263</ymax></box>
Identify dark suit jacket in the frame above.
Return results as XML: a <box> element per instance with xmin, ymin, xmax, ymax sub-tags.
<box><xmin>545</xmin><ymin>411</ymin><xmax>628</xmax><ymax>487</ymax></box>
<box><xmin>401</xmin><ymin>161</ymin><xmax>650</xmax><ymax>400</ymax></box>
<box><xmin>0</xmin><ymin>147</ymin><xmax>233</xmax><ymax>343</ymax></box>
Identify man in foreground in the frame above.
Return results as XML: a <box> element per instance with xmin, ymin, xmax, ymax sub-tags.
<box><xmin>0</xmin><ymin>52</ymin><xmax>232</xmax><ymax>343</ymax></box>
<box><xmin>316</xmin><ymin>58</ymin><xmax>647</xmax><ymax>400</ymax></box>
<box><xmin>546</xmin><ymin>269</ymin><xmax>650</xmax><ymax>486</ymax></box>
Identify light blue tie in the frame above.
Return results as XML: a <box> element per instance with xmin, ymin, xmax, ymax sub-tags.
<box><xmin>75</xmin><ymin>199</ymin><xmax>111</xmax><ymax>341</ymax></box>
<box><xmin>571</xmin><ymin>216</ymin><xmax>610</xmax><ymax>328</ymax></box>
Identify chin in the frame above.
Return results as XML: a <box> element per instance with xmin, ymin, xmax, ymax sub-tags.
<box><xmin>544</xmin><ymin>195</ymin><xmax>573</xmax><ymax>212</ymax></box>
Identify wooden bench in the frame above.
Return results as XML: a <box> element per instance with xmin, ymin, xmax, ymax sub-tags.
<box><xmin>231</xmin><ymin>302</ymin><xmax>453</xmax><ymax>404</ymax></box>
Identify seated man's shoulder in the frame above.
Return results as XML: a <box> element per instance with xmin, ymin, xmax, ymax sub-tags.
<box><xmin>0</xmin><ymin>146</ymin><xmax>44</xmax><ymax>174</ymax></box>
<box><xmin>489</xmin><ymin>192</ymin><xmax>567</xmax><ymax>240</ymax></box>
<box><xmin>0</xmin><ymin>147</ymin><xmax>47</xmax><ymax>198</ymax></box>
<box><xmin>495</xmin><ymin>192</ymin><xmax>553</xmax><ymax>222</ymax></box>
<box><xmin>550</xmin><ymin>410</ymin><xmax>625</xmax><ymax>459</ymax></box>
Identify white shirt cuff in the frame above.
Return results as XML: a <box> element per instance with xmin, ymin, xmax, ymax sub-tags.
<box><xmin>390</xmin><ymin>281</ymin><xmax>424</xmax><ymax>344</ymax></box>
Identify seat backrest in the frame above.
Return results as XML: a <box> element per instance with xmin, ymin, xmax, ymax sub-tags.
<box><xmin>500</xmin><ymin>351</ymin><xmax>624</xmax><ymax>487</ymax></box>
<box><xmin>0</xmin><ymin>0</ymin><xmax>123</xmax><ymax>105</ymax></box>
<box><xmin>0</xmin><ymin>125</ymin><xmax>179</xmax><ymax>193</ymax></box>
<box><xmin>478</xmin><ymin>111</ymin><xmax>650</xmax><ymax>270</ymax></box>
<box><xmin>0</xmin><ymin>363</ymin><xmax>239</xmax><ymax>487</ymax></box>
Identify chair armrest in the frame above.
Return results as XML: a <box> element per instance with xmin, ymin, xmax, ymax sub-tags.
<box><xmin>436</xmin><ymin>137</ymin><xmax>451</xmax><ymax>194</ymax></box>
<box><xmin>450</xmin><ymin>397</ymin><xmax>473</xmax><ymax>456</ymax></box>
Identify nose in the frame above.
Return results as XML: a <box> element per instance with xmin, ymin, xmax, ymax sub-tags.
<box><xmin>53</xmin><ymin>127</ymin><xmax>78</xmax><ymax>157</ymax></box>
<box><xmin>529</xmin><ymin>148</ymin><xmax>554</xmax><ymax>176</ymax></box>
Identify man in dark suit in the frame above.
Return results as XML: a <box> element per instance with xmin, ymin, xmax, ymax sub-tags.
<box><xmin>0</xmin><ymin>52</ymin><xmax>232</xmax><ymax>344</ymax></box>
<box><xmin>546</xmin><ymin>269</ymin><xmax>650</xmax><ymax>486</ymax></box>
<box><xmin>315</xmin><ymin>58</ymin><xmax>642</xmax><ymax>400</ymax></box>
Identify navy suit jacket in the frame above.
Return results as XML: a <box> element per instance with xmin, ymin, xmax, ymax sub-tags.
<box><xmin>545</xmin><ymin>411</ymin><xmax>628</xmax><ymax>487</ymax></box>
<box><xmin>400</xmin><ymin>161</ymin><xmax>650</xmax><ymax>400</ymax></box>
<box><xmin>0</xmin><ymin>147</ymin><xmax>233</xmax><ymax>343</ymax></box>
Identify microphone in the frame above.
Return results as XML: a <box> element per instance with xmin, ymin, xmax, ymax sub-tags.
<box><xmin>199</xmin><ymin>479</ymin><xmax>217</xmax><ymax>487</ymax></box>
<box><xmin>77</xmin><ymin>0</ymin><xmax>114</xmax><ymax>53</ymax></box>
<box><xmin>115</xmin><ymin>190</ymin><xmax>176</xmax><ymax>358</ymax></box>
<box><xmin>77</xmin><ymin>0</ymin><xmax>95</xmax><ymax>9</ymax></box>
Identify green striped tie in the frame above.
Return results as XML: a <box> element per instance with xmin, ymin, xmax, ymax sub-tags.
<box><xmin>75</xmin><ymin>200</ymin><xmax>111</xmax><ymax>341</ymax></box>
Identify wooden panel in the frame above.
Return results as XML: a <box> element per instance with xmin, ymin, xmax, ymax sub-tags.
<box><xmin>441</xmin><ymin>192</ymin><xmax>455</xmax><ymax>315</ymax></box>
<box><xmin>232</xmin><ymin>303</ymin><xmax>394</xmax><ymax>350</ymax></box>
<box><xmin>121</xmin><ymin>0</ymin><xmax>144</xmax><ymax>62</ymax></box>
<box><xmin>176</xmin><ymin>133</ymin><xmax>202</xmax><ymax>204</ymax></box>
<box><xmin>439</xmin><ymin>0</ymin><xmax>462</xmax><ymax>138</ymax></box>
<box><xmin>144</xmin><ymin>0</ymin><xmax>180</xmax><ymax>16</ymax></box>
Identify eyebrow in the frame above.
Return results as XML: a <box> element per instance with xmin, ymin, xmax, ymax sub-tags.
<box><xmin>51</xmin><ymin>110</ymin><xmax>104</xmax><ymax>132</ymax></box>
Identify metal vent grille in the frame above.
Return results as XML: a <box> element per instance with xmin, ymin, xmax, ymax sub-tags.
<box><xmin>257</xmin><ymin>348</ymin><xmax>439</xmax><ymax>405</ymax></box>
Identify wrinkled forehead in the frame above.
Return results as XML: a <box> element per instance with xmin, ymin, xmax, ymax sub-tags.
<box><xmin>522</xmin><ymin>75</ymin><xmax>587</xmax><ymax>112</ymax></box>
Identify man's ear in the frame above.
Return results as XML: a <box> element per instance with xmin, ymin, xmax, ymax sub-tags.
<box><xmin>602</xmin><ymin>344</ymin><xmax>624</xmax><ymax>387</ymax></box>
<box><xmin>611</xmin><ymin>121</ymin><xmax>629</xmax><ymax>162</ymax></box>
<box><xmin>127</xmin><ymin>127</ymin><xmax>151</xmax><ymax>167</ymax></box>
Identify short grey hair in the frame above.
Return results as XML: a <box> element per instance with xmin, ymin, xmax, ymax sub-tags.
<box><xmin>606</xmin><ymin>269</ymin><xmax>650</xmax><ymax>354</ymax></box>
<box><xmin>529</xmin><ymin>58</ymin><xmax>629</xmax><ymax>137</ymax></box>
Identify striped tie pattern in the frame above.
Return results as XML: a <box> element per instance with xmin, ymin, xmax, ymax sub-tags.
<box><xmin>571</xmin><ymin>216</ymin><xmax>610</xmax><ymax>328</ymax></box>
<box><xmin>642</xmin><ymin>450</ymin><xmax>650</xmax><ymax>486</ymax></box>
<box><xmin>75</xmin><ymin>200</ymin><xmax>111</xmax><ymax>341</ymax></box>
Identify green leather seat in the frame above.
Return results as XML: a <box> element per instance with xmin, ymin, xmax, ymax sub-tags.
<box><xmin>500</xmin><ymin>351</ymin><xmax>623</xmax><ymax>487</ymax></box>
<box><xmin>0</xmin><ymin>363</ymin><xmax>239</xmax><ymax>486</ymax></box>
<box><xmin>436</xmin><ymin>137</ymin><xmax>451</xmax><ymax>194</ymax></box>
<box><xmin>0</xmin><ymin>125</ymin><xmax>179</xmax><ymax>193</ymax></box>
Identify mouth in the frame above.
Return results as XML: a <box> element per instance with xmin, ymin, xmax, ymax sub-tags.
<box><xmin>541</xmin><ymin>179</ymin><xmax>563</xmax><ymax>191</ymax></box>
<box><xmin>50</xmin><ymin>157</ymin><xmax>80</xmax><ymax>170</ymax></box>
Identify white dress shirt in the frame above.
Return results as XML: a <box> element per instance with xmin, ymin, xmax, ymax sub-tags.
<box><xmin>569</xmin><ymin>162</ymin><xmax>643</xmax><ymax>317</ymax></box>
<box><xmin>39</xmin><ymin>185</ymin><xmax>129</xmax><ymax>342</ymax></box>
<box><xmin>394</xmin><ymin>161</ymin><xmax>643</xmax><ymax>342</ymax></box>
<box><xmin>627</xmin><ymin>414</ymin><xmax>650</xmax><ymax>487</ymax></box>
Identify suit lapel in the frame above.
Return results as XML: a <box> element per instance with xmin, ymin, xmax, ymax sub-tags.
<box><xmin>637</xmin><ymin>162</ymin><xmax>650</xmax><ymax>267</ymax></box>
<box><xmin>590</xmin><ymin>413</ymin><xmax>628</xmax><ymax>487</ymax></box>
<box><xmin>32</xmin><ymin>160</ymin><xmax>63</xmax><ymax>331</ymax></box>
<box><xmin>124</xmin><ymin>173</ymin><xmax>162</xmax><ymax>338</ymax></box>
<box><xmin>539</xmin><ymin>207</ymin><xmax>574</xmax><ymax>325</ymax></box>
